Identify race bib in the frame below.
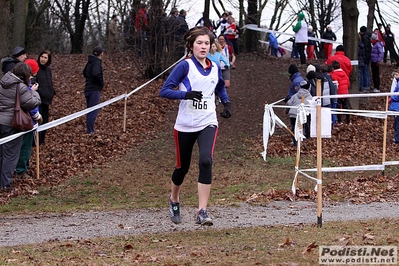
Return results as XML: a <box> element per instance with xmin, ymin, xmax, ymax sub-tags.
<box><xmin>186</xmin><ymin>96</ymin><xmax>213</xmax><ymax>115</ymax></box>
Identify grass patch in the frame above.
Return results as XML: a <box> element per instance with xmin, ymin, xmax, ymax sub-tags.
<box><xmin>1</xmin><ymin>218</ymin><xmax>398</xmax><ymax>265</ymax></box>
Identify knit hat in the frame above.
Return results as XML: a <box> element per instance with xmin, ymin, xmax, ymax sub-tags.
<box><xmin>298</xmin><ymin>12</ymin><xmax>305</xmax><ymax>20</ymax></box>
<box><xmin>92</xmin><ymin>46</ymin><xmax>104</xmax><ymax>56</ymax></box>
<box><xmin>308</xmin><ymin>26</ymin><xmax>313</xmax><ymax>31</ymax></box>
<box><xmin>12</xmin><ymin>46</ymin><xmax>26</xmax><ymax>57</ymax></box>
<box><xmin>288</xmin><ymin>64</ymin><xmax>298</xmax><ymax>75</ymax></box>
<box><xmin>300</xmin><ymin>80</ymin><xmax>310</xmax><ymax>90</ymax></box>
<box><xmin>336</xmin><ymin>45</ymin><xmax>345</xmax><ymax>52</ymax></box>
<box><xmin>326</xmin><ymin>25</ymin><xmax>331</xmax><ymax>29</ymax></box>
<box><xmin>25</xmin><ymin>59</ymin><xmax>39</xmax><ymax>75</ymax></box>
<box><xmin>360</xmin><ymin>26</ymin><xmax>367</xmax><ymax>33</ymax></box>
<box><xmin>306</xmin><ymin>64</ymin><xmax>316</xmax><ymax>73</ymax></box>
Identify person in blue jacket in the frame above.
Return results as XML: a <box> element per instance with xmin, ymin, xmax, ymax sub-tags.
<box><xmin>390</xmin><ymin>71</ymin><xmax>399</xmax><ymax>143</ymax></box>
<box><xmin>160</xmin><ymin>26</ymin><xmax>231</xmax><ymax>226</ymax></box>
<box><xmin>285</xmin><ymin>63</ymin><xmax>305</xmax><ymax>100</ymax></box>
<box><xmin>268</xmin><ymin>30</ymin><xmax>279</xmax><ymax>57</ymax></box>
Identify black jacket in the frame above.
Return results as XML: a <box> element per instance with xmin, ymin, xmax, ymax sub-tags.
<box><xmin>36</xmin><ymin>64</ymin><xmax>55</xmax><ymax>105</ymax></box>
<box><xmin>83</xmin><ymin>55</ymin><xmax>104</xmax><ymax>92</ymax></box>
<box><xmin>1</xmin><ymin>57</ymin><xmax>19</xmax><ymax>74</ymax></box>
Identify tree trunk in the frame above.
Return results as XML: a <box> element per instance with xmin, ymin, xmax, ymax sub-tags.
<box><xmin>245</xmin><ymin>0</ymin><xmax>258</xmax><ymax>52</ymax></box>
<box><xmin>12</xmin><ymin>0</ymin><xmax>27</xmax><ymax>49</ymax></box>
<box><xmin>145</xmin><ymin>0</ymin><xmax>163</xmax><ymax>78</ymax></box>
<box><xmin>71</xmin><ymin>0</ymin><xmax>90</xmax><ymax>54</ymax></box>
<box><xmin>342</xmin><ymin>0</ymin><xmax>359</xmax><ymax>109</ymax></box>
<box><xmin>204</xmin><ymin>0</ymin><xmax>210</xmax><ymax>28</ymax></box>
<box><xmin>0</xmin><ymin>0</ymin><xmax>11</xmax><ymax>61</ymax></box>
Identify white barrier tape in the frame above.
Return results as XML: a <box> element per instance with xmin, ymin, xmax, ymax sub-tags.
<box><xmin>261</xmin><ymin>104</ymin><xmax>276</xmax><ymax>161</ymax></box>
<box><xmin>126</xmin><ymin>55</ymin><xmax>185</xmax><ymax>98</ymax></box>
<box><xmin>302</xmin><ymin>164</ymin><xmax>385</xmax><ymax>172</ymax></box>
<box><xmin>0</xmin><ymin>124</ymin><xmax>38</xmax><ymax>145</ymax></box>
<box><xmin>1</xmin><ymin>57</ymin><xmax>186</xmax><ymax>146</ymax></box>
<box><xmin>383</xmin><ymin>161</ymin><xmax>399</xmax><ymax>166</ymax></box>
<box><xmin>245</xmin><ymin>24</ymin><xmax>343</xmax><ymax>45</ymax></box>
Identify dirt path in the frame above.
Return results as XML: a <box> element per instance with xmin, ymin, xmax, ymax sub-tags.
<box><xmin>2</xmin><ymin>201</ymin><xmax>399</xmax><ymax>247</ymax></box>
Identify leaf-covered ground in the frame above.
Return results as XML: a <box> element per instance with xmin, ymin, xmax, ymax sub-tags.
<box><xmin>0</xmin><ymin>51</ymin><xmax>398</xmax><ymax>205</ymax></box>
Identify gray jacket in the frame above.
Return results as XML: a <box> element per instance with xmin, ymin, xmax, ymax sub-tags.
<box><xmin>286</xmin><ymin>88</ymin><xmax>312</xmax><ymax>118</ymax></box>
<box><xmin>0</xmin><ymin>72</ymin><xmax>41</xmax><ymax>126</ymax></box>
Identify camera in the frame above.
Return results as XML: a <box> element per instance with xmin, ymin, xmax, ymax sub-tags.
<box><xmin>29</xmin><ymin>77</ymin><xmax>36</xmax><ymax>85</ymax></box>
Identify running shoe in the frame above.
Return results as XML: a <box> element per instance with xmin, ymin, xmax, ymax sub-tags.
<box><xmin>169</xmin><ymin>197</ymin><xmax>181</xmax><ymax>224</ymax></box>
<box><xmin>196</xmin><ymin>208</ymin><xmax>213</xmax><ymax>226</ymax></box>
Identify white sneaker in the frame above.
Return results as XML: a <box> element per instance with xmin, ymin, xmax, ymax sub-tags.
<box><xmin>373</xmin><ymin>89</ymin><xmax>380</xmax><ymax>93</ymax></box>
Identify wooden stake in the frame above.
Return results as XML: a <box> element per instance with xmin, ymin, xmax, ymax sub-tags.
<box><xmin>316</xmin><ymin>79</ymin><xmax>323</xmax><ymax>228</ymax></box>
<box><xmin>382</xmin><ymin>96</ymin><xmax>389</xmax><ymax>176</ymax></box>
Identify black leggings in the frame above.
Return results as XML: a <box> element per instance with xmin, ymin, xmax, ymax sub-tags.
<box><xmin>296</xmin><ymin>43</ymin><xmax>306</xmax><ymax>65</ymax></box>
<box><xmin>172</xmin><ymin>125</ymin><xmax>218</xmax><ymax>186</ymax></box>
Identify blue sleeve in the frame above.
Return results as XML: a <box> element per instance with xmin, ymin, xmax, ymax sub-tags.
<box><xmin>159</xmin><ymin>61</ymin><xmax>189</xmax><ymax>100</ymax></box>
<box><xmin>219</xmin><ymin>53</ymin><xmax>230</xmax><ymax>66</ymax></box>
<box><xmin>215</xmin><ymin>66</ymin><xmax>230</xmax><ymax>104</ymax></box>
<box><xmin>391</xmin><ymin>80</ymin><xmax>399</xmax><ymax>101</ymax></box>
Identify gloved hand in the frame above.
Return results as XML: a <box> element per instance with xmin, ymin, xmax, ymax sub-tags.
<box><xmin>220</xmin><ymin>102</ymin><xmax>231</xmax><ymax>118</ymax></box>
<box><xmin>185</xmin><ymin>91</ymin><xmax>203</xmax><ymax>101</ymax></box>
<box><xmin>283</xmin><ymin>97</ymin><xmax>289</xmax><ymax>103</ymax></box>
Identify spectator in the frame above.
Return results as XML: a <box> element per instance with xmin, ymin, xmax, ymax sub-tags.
<box><xmin>330</xmin><ymin>60</ymin><xmax>350</xmax><ymax>125</ymax></box>
<box><xmin>286</xmin><ymin>63</ymin><xmax>304</xmax><ymax>100</ymax></box>
<box><xmin>174</xmin><ymin>9</ymin><xmax>189</xmax><ymax>58</ymax></box>
<box><xmin>306</xmin><ymin>26</ymin><xmax>316</xmax><ymax>60</ymax></box>
<box><xmin>289</xmin><ymin>37</ymin><xmax>299</xmax><ymax>58</ymax></box>
<box><xmin>292</xmin><ymin>12</ymin><xmax>308</xmax><ymax>66</ymax></box>
<box><xmin>321</xmin><ymin>25</ymin><xmax>337</xmax><ymax>59</ymax></box>
<box><xmin>16</xmin><ymin>59</ymin><xmax>43</xmax><ymax>179</ymax></box>
<box><xmin>268</xmin><ymin>30</ymin><xmax>279</xmax><ymax>57</ymax></box>
<box><xmin>376</xmin><ymin>23</ymin><xmax>385</xmax><ymax>49</ymax></box>
<box><xmin>165</xmin><ymin>8</ymin><xmax>180</xmax><ymax>54</ymax></box>
<box><xmin>383</xmin><ymin>24</ymin><xmax>399</xmax><ymax>66</ymax></box>
<box><xmin>135</xmin><ymin>4</ymin><xmax>149</xmax><ymax>57</ymax></box>
<box><xmin>0</xmin><ymin>62</ymin><xmax>41</xmax><ymax>190</ymax></box>
<box><xmin>306</xmin><ymin>64</ymin><xmax>331</xmax><ymax>107</ymax></box>
<box><xmin>218</xmin><ymin>35</ymin><xmax>236</xmax><ymax>88</ymax></box>
<box><xmin>286</xmin><ymin>80</ymin><xmax>312</xmax><ymax>146</ymax></box>
<box><xmin>83</xmin><ymin>46</ymin><xmax>104</xmax><ymax>134</ymax></box>
<box><xmin>108</xmin><ymin>15</ymin><xmax>120</xmax><ymax>52</ymax></box>
<box><xmin>225</xmin><ymin>16</ymin><xmax>239</xmax><ymax>55</ymax></box>
<box><xmin>358</xmin><ymin>33</ymin><xmax>366</xmax><ymax>92</ymax></box>
<box><xmin>1</xmin><ymin>46</ymin><xmax>27</xmax><ymax>74</ymax></box>
<box><xmin>36</xmin><ymin>50</ymin><xmax>55</xmax><ymax>145</ymax></box>
<box><xmin>389</xmin><ymin>71</ymin><xmax>399</xmax><ymax>143</ymax></box>
<box><xmin>325</xmin><ymin>45</ymin><xmax>353</xmax><ymax>78</ymax></box>
<box><xmin>359</xmin><ymin>26</ymin><xmax>372</xmax><ymax>92</ymax></box>
<box><xmin>123</xmin><ymin>10</ymin><xmax>135</xmax><ymax>48</ymax></box>
<box><xmin>370</xmin><ymin>30</ymin><xmax>384</xmax><ymax>93</ymax></box>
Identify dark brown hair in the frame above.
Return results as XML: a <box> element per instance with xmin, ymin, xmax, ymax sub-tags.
<box><xmin>12</xmin><ymin>62</ymin><xmax>32</xmax><ymax>85</ymax></box>
<box><xmin>37</xmin><ymin>50</ymin><xmax>52</xmax><ymax>66</ymax></box>
<box><xmin>184</xmin><ymin>26</ymin><xmax>215</xmax><ymax>55</ymax></box>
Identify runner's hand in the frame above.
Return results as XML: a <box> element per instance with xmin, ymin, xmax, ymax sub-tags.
<box><xmin>185</xmin><ymin>91</ymin><xmax>203</xmax><ymax>101</ymax></box>
<box><xmin>220</xmin><ymin>102</ymin><xmax>231</xmax><ymax>118</ymax></box>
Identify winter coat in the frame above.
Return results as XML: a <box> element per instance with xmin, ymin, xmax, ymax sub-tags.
<box><xmin>325</xmin><ymin>51</ymin><xmax>353</xmax><ymax>77</ymax></box>
<box><xmin>36</xmin><ymin>63</ymin><xmax>55</xmax><ymax>105</ymax></box>
<box><xmin>322</xmin><ymin>30</ymin><xmax>337</xmax><ymax>42</ymax></box>
<box><xmin>307</xmin><ymin>31</ymin><xmax>316</xmax><ymax>45</ymax></box>
<box><xmin>268</xmin><ymin>32</ymin><xmax>278</xmax><ymax>49</ymax></box>
<box><xmin>287</xmin><ymin>72</ymin><xmax>304</xmax><ymax>99</ymax></box>
<box><xmin>287</xmin><ymin>88</ymin><xmax>312</xmax><ymax>118</ymax></box>
<box><xmin>83</xmin><ymin>55</ymin><xmax>104</xmax><ymax>92</ymax></box>
<box><xmin>292</xmin><ymin>15</ymin><xmax>308</xmax><ymax>44</ymax></box>
<box><xmin>371</xmin><ymin>41</ymin><xmax>384</xmax><ymax>63</ymax></box>
<box><xmin>390</xmin><ymin>77</ymin><xmax>399</xmax><ymax>111</ymax></box>
<box><xmin>330</xmin><ymin>69</ymin><xmax>350</xmax><ymax>95</ymax></box>
<box><xmin>361</xmin><ymin>32</ymin><xmax>372</xmax><ymax>64</ymax></box>
<box><xmin>0</xmin><ymin>72</ymin><xmax>41</xmax><ymax>127</ymax></box>
<box><xmin>358</xmin><ymin>41</ymin><xmax>365</xmax><ymax>67</ymax></box>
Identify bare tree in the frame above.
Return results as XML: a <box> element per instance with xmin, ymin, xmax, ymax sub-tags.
<box><xmin>0</xmin><ymin>0</ymin><xmax>12</xmax><ymax>59</ymax></box>
<box><xmin>342</xmin><ymin>0</ymin><xmax>359</xmax><ymax>109</ymax></box>
<box><xmin>12</xmin><ymin>0</ymin><xmax>28</xmax><ymax>49</ymax></box>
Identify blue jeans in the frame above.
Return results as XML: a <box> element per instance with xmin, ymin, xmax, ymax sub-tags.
<box><xmin>360</xmin><ymin>64</ymin><xmax>370</xmax><ymax>89</ymax></box>
<box><xmin>84</xmin><ymin>90</ymin><xmax>101</xmax><ymax>134</ymax></box>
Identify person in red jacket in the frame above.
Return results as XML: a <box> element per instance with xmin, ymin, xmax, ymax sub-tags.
<box><xmin>330</xmin><ymin>60</ymin><xmax>350</xmax><ymax>125</ymax></box>
<box><xmin>135</xmin><ymin>4</ymin><xmax>148</xmax><ymax>57</ymax></box>
<box><xmin>325</xmin><ymin>45</ymin><xmax>353</xmax><ymax>78</ymax></box>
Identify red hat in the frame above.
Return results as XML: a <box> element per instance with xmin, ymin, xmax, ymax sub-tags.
<box><xmin>25</xmin><ymin>59</ymin><xmax>39</xmax><ymax>75</ymax></box>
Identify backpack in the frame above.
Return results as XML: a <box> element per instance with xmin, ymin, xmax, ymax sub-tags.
<box><xmin>309</xmin><ymin>77</ymin><xmax>331</xmax><ymax>107</ymax></box>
